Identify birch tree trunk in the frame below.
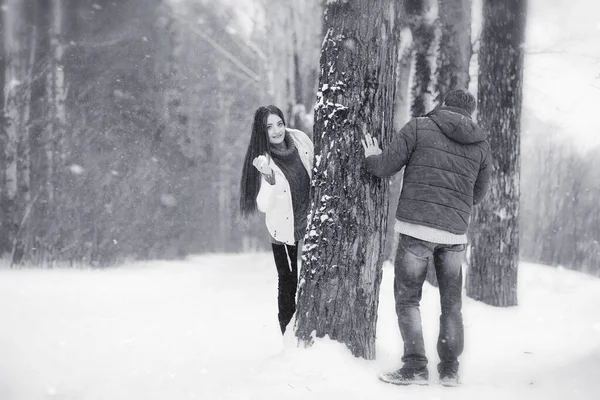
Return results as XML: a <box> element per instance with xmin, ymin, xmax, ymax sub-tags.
<box><xmin>466</xmin><ymin>0</ymin><xmax>526</xmax><ymax>307</ymax></box>
<box><xmin>436</xmin><ymin>0</ymin><xmax>471</xmax><ymax>102</ymax></box>
<box><xmin>295</xmin><ymin>0</ymin><xmax>403</xmax><ymax>360</ymax></box>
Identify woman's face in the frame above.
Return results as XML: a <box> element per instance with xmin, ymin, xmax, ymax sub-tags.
<box><xmin>266</xmin><ymin>113</ymin><xmax>285</xmax><ymax>145</ymax></box>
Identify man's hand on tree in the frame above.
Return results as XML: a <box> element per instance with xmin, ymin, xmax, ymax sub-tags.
<box><xmin>361</xmin><ymin>134</ymin><xmax>382</xmax><ymax>158</ymax></box>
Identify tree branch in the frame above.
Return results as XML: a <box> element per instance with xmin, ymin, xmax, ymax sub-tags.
<box><xmin>166</xmin><ymin>11</ymin><xmax>261</xmax><ymax>83</ymax></box>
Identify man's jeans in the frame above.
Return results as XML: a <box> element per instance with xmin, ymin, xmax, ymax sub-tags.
<box><xmin>394</xmin><ymin>233</ymin><xmax>465</xmax><ymax>372</ymax></box>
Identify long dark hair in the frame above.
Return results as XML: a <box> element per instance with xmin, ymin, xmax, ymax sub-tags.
<box><xmin>239</xmin><ymin>105</ymin><xmax>286</xmax><ymax>216</ymax></box>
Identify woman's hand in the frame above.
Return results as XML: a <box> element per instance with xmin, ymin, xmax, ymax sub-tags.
<box><xmin>252</xmin><ymin>155</ymin><xmax>273</xmax><ymax>175</ymax></box>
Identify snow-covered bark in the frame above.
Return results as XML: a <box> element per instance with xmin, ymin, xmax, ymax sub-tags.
<box><xmin>295</xmin><ymin>0</ymin><xmax>403</xmax><ymax>360</ymax></box>
<box><xmin>466</xmin><ymin>0</ymin><xmax>526</xmax><ymax>307</ymax></box>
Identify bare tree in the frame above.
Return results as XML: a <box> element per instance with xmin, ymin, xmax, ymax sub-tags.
<box><xmin>295</xmin><ymin>0</ymin><xmax>403</xmax><ymax>359</ymax></box>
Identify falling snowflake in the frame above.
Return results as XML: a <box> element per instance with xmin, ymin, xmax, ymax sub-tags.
<box><xmin>69</xmin><ymin>164</ymin><xmax>84</xmax><ymax>175</ymax></box>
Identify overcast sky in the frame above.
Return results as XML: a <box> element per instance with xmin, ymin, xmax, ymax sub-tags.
<box><xmin>524</xmin><ymin>0</ymin><xmax>600</xmax><ymax>150</ymax></box>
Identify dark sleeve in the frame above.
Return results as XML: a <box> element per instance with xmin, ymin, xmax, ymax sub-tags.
<box><xmin>365</xmin><ymin>119</ymin><xmax>417</xmax><ymax>178</ymax></box>
<box><xmin>473</xmin><ymin>142</ymin><xmax>492</xmax><ymax>205</ymax></box>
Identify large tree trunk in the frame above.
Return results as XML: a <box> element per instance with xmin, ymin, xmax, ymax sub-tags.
<box><xmin>295</xmin><ymin>0</ymin><xmax>402</xmax><ymax>360</ymax></box>
<box><xmin>466</xmin><ymin>0</ymin><xmax>526</xmax><ymax>307</ymax></box>
<box><xmin>436</xmin><ymin>0</ymin><xmax>471</xmax><ymax>102</ymax></box>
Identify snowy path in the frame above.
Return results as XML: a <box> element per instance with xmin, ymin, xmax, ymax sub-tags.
<box><xmin>0</xmin><ymin>253</ymin><xmax>599</xmax><ymax>399</ymax></box>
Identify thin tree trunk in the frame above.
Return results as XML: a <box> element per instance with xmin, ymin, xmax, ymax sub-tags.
<box><xmin>466</xmin><ymin>0</ymin><xmax>526</xmax><ymax>307</ymax></box>
<box><xmin>2</xmin><ymin>0</ymin><xmax>24</xmax><ymax>256</ymax></box>
<box><xmin>12</xmin><ymin>2</ymin><xmax>37</xmax><ymax>265</ymax></box>
<box><xmin>28</xmin><ymin>0</ymin><xmax>51</xmax><ymax>264</ymax></box>
<box><xmin>385</xmin><ymin>27</ymin><xmax>413</xmax><ymax>262</ymax></box>
<box><xmin>405</xmin><ymin>0</ymin><xmax>439</xmax><ymax>285</ymax></box>
<box><xmin>407</xmin><ymin>0</ymin><xmax>436</xmax><ymax>117</ymax></box>
<box><xmin>425</xmin><ymin>0</ymin><xmax>472</xmax><ymax>287</ymax></box>
<box><xmin>20</xmin><ymin>20</ymin><xmax>36</xmax><ymax>206</ymax></box>
<box><xmin>0</xmin><ymin>0</ymin><xmax>6</xmax><ymax>255</ymax></box>
<box><xmin>43</xmin><ymin>0</ymin><xmax>66</xmax><ymax>207</ymax></box>
<box><xmin>50</xmin><ymin>0</ymin><xmax>66</xmax><ymax>166</ymax></box>
<box><xmin>436</xmin><ymin>0</ymin><xmax>471</xmax><ymax>102</ymax></box>
<box><xmin>216</xmin><ymin>68</ymin><xmax>230</xmax><ymax>252</ymax></box>
<box><xmin>295</xmin><ymin>0</ymin><xmax>403</xmax><ymax>360</ymax></box>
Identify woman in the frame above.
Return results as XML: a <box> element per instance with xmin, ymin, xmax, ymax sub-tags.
<box><xmin>239</xmin><ymin>105</ymin><xmax>313</xmax><ymax>334</ymax></box>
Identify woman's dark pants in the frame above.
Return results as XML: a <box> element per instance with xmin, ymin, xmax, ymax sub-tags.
<box><xmin>271</xmin><ymin>242</ymin><xmax>299</xmax><ymax>334</ymax></box>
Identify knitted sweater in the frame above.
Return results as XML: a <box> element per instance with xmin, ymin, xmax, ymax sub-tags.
<box><xmin>366</xmin><ymin>106</ymin><xmax>491</xmax><ymax>235</ymax></box>
<box><xmin>270</xmin><ymin>133</ymin><xmax>311</xmax><ymax>242</ymax></box>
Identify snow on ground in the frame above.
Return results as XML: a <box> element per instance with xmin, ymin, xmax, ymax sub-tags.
<box><xmin>0</xmin><ymin>253</ymin><xmax>599</xmax><ymax>400</ymax></box>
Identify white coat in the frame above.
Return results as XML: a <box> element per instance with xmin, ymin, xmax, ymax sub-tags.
<box><xmin>256</xmin><ymin>128</ymin><xmax>314</xmax><ymax>245</ymax></box>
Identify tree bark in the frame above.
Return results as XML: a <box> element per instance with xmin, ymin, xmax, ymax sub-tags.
<box><xmin>49</xmin><ymin>0</ymin><xmax>66</xmax><ymax>174</ymax></box>
<box><xmin>295</xmin><ymin>0</ymin><xmax>403</xmax><ymax>360</ymax></box>
<box><xmin>436</xmin><ymin>0</ymin><xmax>471</xmax><ymax>102</ymax></box>
<box><xmin>385</xmin><ymin>26</ymin><xmax>413</xmax><ymax>262</ymax></box>
<box><xmin>424</xmin><ymin>0</ymin><xmax>472</xmax><ymax>286</ymax></box>
<box><xmin>466</xmin><ymin>0</ymin><xmax>526</xmax><ymax>307</ymax></box>
<box><xmin>407</xmin><ymin>0</ymin><xmax>436</xmax><ymax>117</ymax></box>
<box><xmin>0</xmin><ymin>0</ymin><xmax>9</xmax><ymax>254</ymax></box>
<box><xmin>216</xmin><ymin>67</ymin><xmax>230</xmax><ymax>252</ymax></box>
<box><xmin>27</xmin><ymin>0</ymin><xmax>52</xmax><ymax>264</ymax></box>
<box><xmin>2</xmin><ymin>0</ymin><xmax>26</xmax><ymax>256</ymax></box>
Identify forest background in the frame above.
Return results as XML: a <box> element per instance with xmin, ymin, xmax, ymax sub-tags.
<box><xmin>0</xmin><ymin>0</ymin><xmax>599</xmax><ymax>277</ymax></box>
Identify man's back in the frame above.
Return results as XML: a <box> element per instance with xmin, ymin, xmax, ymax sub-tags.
<box><xmin>364</xmin><ymin>89</ymin><xmax>489</xmax><ymax>387</ymax></box>
<box><xmin>365</xmin><ymin>106</ymin><xmax>491</xmax><ymax>235</ymax></box>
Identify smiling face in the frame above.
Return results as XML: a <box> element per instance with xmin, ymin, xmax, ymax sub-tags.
<box><xmin>266</xmin><ymin>113</ymin><xmax>285</xmax><ymax>145</ymax></box>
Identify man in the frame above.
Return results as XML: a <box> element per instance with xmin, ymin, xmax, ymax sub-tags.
<box><xmin>362</xmin><ymin>89</ymin><xmax>491</xmax><ymax>387</ymax></box>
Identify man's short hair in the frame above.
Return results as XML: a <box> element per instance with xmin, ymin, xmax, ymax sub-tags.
<box><xmin>443</xmin><ymin>89</ymin><xmax>476</xmax><ymax>115</ymax></box>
